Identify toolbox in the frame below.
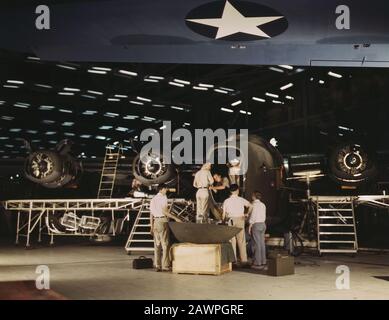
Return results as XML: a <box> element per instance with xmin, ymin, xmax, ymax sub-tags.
<box><xmin>132</xmin><ymin>256</ymin><xmax>154</xmax><ymax>269</ymax></box>
<box><xmin>267</xmin><ymin>252</ymin><xmax>295</xmax><ymax>276</ymax></box>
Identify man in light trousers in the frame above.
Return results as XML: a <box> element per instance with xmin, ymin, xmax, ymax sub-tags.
<box><xmin>150</xmin><ymin>185</ymin><xmax>181</xmax><ymax>272</ymax></box>
<box><xmin>193</xmin><ymin>163</ymin><xmax>214</xmax><ymax>222</ymax></box>
<box><xmin>223</xmin><ymin>184</ymin><xmax>252</xmax><ymax>266</ymax></box>
<box><xmin>249</xmin><ymin>191</ymin><xmax>267</xmax><ymax>269</ymax></box>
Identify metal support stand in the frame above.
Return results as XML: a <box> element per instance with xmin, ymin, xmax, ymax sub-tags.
<box><xmin>4</xmin><ymin>198</ymin><xmax>144</xmax><ymax>247</ymax></box>
<box><xmin>15</xmin><ymin>211</ymin><xmax>20</xmax><ymax>245</ymax></box>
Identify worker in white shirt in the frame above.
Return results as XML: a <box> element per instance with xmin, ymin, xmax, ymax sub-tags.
<box><xmin>249</xmin><ymin>191</ymin><xmax>267</xmax><ymax>269</ymax></box>
<box><xmin>193</xmin><ymin>163</ymin><xmax>214</xmax><ymax>223</ymax></box>
<box><xmin>150</xmin><ymin>185</ymin><xmax>182</xmax><ymax>272</ymax></box>
<box><xmin>222</xmin><ymin>184</ymin><xmax>252</xmax><ymax>265</ymax></box>
<box><xmin>228</xmin><ymin>158</ymin><xmax>242</xmax><ymax>187</ymax></box>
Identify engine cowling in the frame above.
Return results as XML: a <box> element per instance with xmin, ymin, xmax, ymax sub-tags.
<box><xmin>132</xmin><ymin>153</ymin><xmax>176</xmax><ymax>187</ymax></box>
<box><xmin>328</xmin><ymin>142</ymin><xmax>378</xmax><ymax>186</ymax></box>
<box><xmin>24</xmin><ymin>150</ymin><xmax>82</xmax><ymax>188</ymax></box>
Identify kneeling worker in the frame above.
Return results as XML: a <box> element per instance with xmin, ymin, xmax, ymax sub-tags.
<box><xmin>150</xmin><ymin>184</ymin><xmax>182</xmax><ymax>272</ymax></box>
<box><xmin>210</xmin><ymin>173</ymin><xmax>230</xmax><ymax>203</ymax></box>
<box><xmin>222</xmin><ymin>184</ymin><xmax>252</xmax><ymax>266</ymax></box>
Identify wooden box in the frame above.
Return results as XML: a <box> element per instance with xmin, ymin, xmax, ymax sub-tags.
<box><xmin>172</xmin><ymin>243</ymin><xmax>232</xmax><ymax>275</ymax></box>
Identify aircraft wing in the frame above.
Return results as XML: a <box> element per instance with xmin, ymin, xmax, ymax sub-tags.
<box><xmin>1</xmin><ymin>0</ymin><xmax>389</xmax><ymax>66</ymax></box>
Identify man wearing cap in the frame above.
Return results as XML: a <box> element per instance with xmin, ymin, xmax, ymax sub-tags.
<box><xmin>228</xmin><ymin>158</ymin><xmax>242</xmax><ymax>187</ymax></box>
<box><xmin>222</xmin><ymin>184</ymin><xmax>252</xmax><ymax>266</ymax></box>
<box><xmin>193</xmin><ymin>163</ymin><xmax>214</xmax><ymax>222</ymax></box>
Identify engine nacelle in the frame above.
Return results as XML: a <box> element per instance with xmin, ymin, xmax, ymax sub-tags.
<box><xmin>132</xmin><ymin>153</ymin><xmax>176</xmax><ymax>187</ymax></box>
<box><xmin>24</xmin><ymin>140</ymin><xmax>82</xmax><ymax>189</ymax></box>
<box><xmin>328</xmin><ymin>142</ymin><xmax>378</xmax><ymax>186</ymax></box>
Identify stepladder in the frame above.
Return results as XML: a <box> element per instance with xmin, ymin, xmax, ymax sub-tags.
<box><xmin>124</xmin><ymin>198</ymin><xmax>196</xmax><ymax>254</ymax></box>
<box><xmin>125</xmin><ymin>199</ymin><xmax>154</xmax><ymax>254</ymax></box>
<box><xmin>314</xmin><ymin>196</ymin><xmax>358</xmax><ymax>255</ymax></box>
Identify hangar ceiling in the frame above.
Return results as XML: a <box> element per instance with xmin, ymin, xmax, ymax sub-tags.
<box><xmin>0</xmin><ymin>49</ymin><xmax>388</xmax><ymax>160</ymax></box>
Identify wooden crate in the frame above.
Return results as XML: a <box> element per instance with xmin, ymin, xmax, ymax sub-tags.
<box><xmin>172</xmin><ymin>243</ymin><xmax>232</xmax><ymax>276</ymax></box>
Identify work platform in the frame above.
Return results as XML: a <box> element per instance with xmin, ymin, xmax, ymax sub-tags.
<box><xmin>308</xmin><ymin>195</ymin><xmax>389</xmax><ymax>209</ymax></box>
<box><xmin>295</xmin><ymin>194</ymin><xmax>389</xmax><ymax>204</ymax></box>
<box><xmin>288</xmin><ymin>194</ymin><xmax>389</xmax><ymax>255</ymax></box>
<box><xmin>4</xmin><ymin>198</ymin><xmax>144</xmax><ymax>211</ymax></box>
<box><xmin>2</xmin><ymin>194</ymin><xmax>388</xmax><ymax>252</ymax></box>
<box><xmin>311</xmin><ymin>195</ymin><xmax>389</xmax><ymax>254</ymax></box>
<box><xmin>2</xmin><ymin>197</ymin><xmax>193</xmax><ymax>248</ymax></box>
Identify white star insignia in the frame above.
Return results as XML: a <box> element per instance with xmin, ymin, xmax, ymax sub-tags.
<box><xmin>187</xmin><ymin>0</ymin><xmax>283</xmax><ymax>39</ymax></box>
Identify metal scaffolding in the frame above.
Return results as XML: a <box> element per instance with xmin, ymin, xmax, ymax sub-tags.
<box><xmin>4</xmin><ymin>198</ymin><xmax>141</xmax><ymax>247</ymax></box>
<box><xmin>298</xmin><ymin>194</ymin><xmax>389</xmax><ymax>254</ymax></box>
<box><xmin>4</xmin><ymin>194</ymin><xmax>388</xmax><ymax>251</ymax></box>
<box><xmin>355</xmin><ymin>195</ymin><xmax>389</xmax><ymax>209</ymax></box>
<box><xmin>3</xmin><ymin>197</ymin><xmax>193</xmax><ymax>248</ymax></box>
<box><xmin>124</xmin><ymin>198</ymin><xmax>196</xmax><ymax>254</ymax></box>
<box><xmin>313</xmin><ymin>196</ymin><xmax>358</xmax><ymax>254</ymax></box>
<box><xmin>309</xmin><ymin>195</ymin><xmax>389</xmax><ymax>208</ymax></box>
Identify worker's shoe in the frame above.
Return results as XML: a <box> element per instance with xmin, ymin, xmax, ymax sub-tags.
<box><xmin>232</xmin><ymin>262</ymin><xmax>249</xmax><ymax>269</ymax></box>
<box><xmin>162</xmin><ymin>268</ymin><xmax>171</xmax><ymax>272</ymax></box>
<box><xmin>155</xmin><ymin>267</ymin><xmax>162</xmax><ymax>272</ymax></box>
<box><xmin>251</xmin><ymin>264</ymin><xmax>264</xmax><ymax>270</ymax></box>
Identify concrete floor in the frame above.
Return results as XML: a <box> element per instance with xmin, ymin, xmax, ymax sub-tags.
<box><xmin>1</xmin><ymin>243</ymin><xmax>389</xmax><ymax>300</ymax></box>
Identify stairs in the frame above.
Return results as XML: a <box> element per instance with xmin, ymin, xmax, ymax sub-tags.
<box><xmin>125</xmin><ymin>200</ymin><xmax>154</xmax><ymax>254</ymax></box>
<box><xmin>124</xmin><ymin>199</ymin><xmax>196</xmax><ymax>254</ymax></box>
<box><xmin>314</xmin><ymin>197</ymin><xmax>358</xmax><ymax>254</ymax></box>
<box><xmin>97</xmin><ymin>145</ymin><xmax>122</xmax><ymax>199</ymax></box>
